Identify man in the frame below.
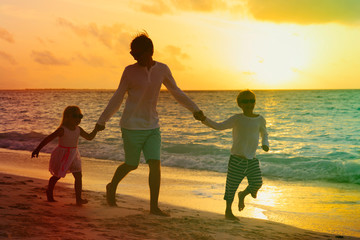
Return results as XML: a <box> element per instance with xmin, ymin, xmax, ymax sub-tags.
<box><xmin>96</xmin><ymin>33</ymin><xmax>203</xmax><ymax>216</ymax></box>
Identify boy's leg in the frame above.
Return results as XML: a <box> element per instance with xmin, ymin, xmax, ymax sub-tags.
<box><xmin>225</xmin><ymin>199</ymin><xmax>239</xmax><ymax>221</ymax></box>
<box><xmin>224</xmin><ymin>155</ymin><xmax>246</xmax><ymax>219</ymax></box>
<box><xmin>245</xmin><ymin>158</ymin><xmax>263</xmax><ymax>198</ymax></box>
<box><xmin>73</xmin><ymin>171</ymin><xmax>88</xmax><ymax>205</ymax></box>
<box><xmin>239</xmin><ymin>158</ymin><xmax>263</xmax><ymax>211</ymax></box>
<box><xmin>238</xmin><ymin>187</ymin><xmax>250</xmax><ymax>211</ymax></box>
<box><xmin>47</xmin><ymin>176</ymin><xmax>60</xmax><ymax>202</ymax></box>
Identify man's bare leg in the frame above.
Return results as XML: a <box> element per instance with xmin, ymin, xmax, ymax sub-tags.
<box><xmin>107</xmin><ymin>163</ymin><xmax>136</xmax><ymax>206</ymax></box>
<box><xmin>148</xmin><ymin>159</ymin><xmax>169</xmax><ymax>216</ymax></box>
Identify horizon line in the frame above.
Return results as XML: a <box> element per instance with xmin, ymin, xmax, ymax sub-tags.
<box><xmin>1</xmin><ymin>88</ymin><xmax>359</xmax><ymax>91</ymax></box>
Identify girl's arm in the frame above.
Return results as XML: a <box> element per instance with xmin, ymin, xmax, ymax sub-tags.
<box><xmin>201</xmin><ymin>115</ymin><xmax>235</xmax><ymax>130</ymax></box>
<box><xmin>31</xmin><ymin>128</ymin><xmax>63</xmax><ymax>158</ymax></box>
<box><xmin>80</xmin><ymin>127</ymin><xmax>98</xmax><ymax>141</ymax></box>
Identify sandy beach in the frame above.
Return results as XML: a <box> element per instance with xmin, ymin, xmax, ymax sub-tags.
<box><xmin>1</xmin><ymin>149</ymin><xmax>359</xmax><ymax>240</ymax></box>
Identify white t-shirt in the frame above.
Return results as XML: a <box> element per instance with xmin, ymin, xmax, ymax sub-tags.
<box><xmin>97</xmin><ymin>61</ymin><xmax>200</xmax><ymax>130</ymax></box>
<box><xmin>202</xmin><ymin>113</ymin><xmax>269</xmax><ymax>159</ymax></box>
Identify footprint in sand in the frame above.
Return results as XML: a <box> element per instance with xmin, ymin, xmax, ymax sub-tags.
<box><xmin>9</xmin><ymin>203</ymin><xmax>31</xmax><ymax>210</ymax></box>
<box><xmin>19</xmin><ymin>194</ymin><xmax>38</xmax><ymax>199</ymax></box>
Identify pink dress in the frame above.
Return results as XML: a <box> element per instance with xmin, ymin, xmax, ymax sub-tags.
<box><xmin>49</xmin><ymin>126</ymin><xmax>81</xmax><ymax>178</ymax></box>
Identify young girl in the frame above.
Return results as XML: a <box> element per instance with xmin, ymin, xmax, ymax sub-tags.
<box><xmin>32</xmin><ymin>106</ymin><xmax>98</xmax><ymax>205</ymax></box>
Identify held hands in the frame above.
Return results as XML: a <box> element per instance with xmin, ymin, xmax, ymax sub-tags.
<box><xmin>262</xmin><ymin>145</ymin><xmax>269</xmax><ymax>152</ymax></box>
<box><xmin>95</xmin><ymin>124</ymin><xmax>105</xmax><ymax>132</ymax></box>
<box><xmin>31</xmin><ymin>149</ymin><xmax>40</xmax><ymax>158</ymax></box>
<box><xmin>193</xmin><ymin>110</ymin><xmax>206</xmax><ymax>121</ymax></box>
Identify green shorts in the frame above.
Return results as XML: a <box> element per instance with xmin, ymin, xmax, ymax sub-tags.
<box><xmin>121</xmin><ymin>128</ymin><xmax>161</xmax><ymax>166</ymax></box>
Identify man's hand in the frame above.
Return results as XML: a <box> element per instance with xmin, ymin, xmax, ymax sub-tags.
<box><xmin>193</xmin><ymin>110</ymin><xmax>206</xmax><ymax>121</ymax></box>
<box><xmin>95</xmin><ymin>124</ymin><xmax>105</xmax><ymax>131</ymax></box>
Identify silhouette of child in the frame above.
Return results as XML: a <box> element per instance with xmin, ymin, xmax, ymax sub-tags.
<box><xmin>32</xmin><ymin>106</ymin><xmax>99</xmax><ymax>205</ymax></box>
<box><xmin>197</xmin><ymin>90</ymin><xmax>269</xmax><ymax>220</ymax></box>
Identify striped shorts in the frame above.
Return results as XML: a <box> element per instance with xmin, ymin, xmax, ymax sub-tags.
<box><xmin>224</xmin><ymin>155</ymin><xmax>263</xmax><ymax>201</ymax></box>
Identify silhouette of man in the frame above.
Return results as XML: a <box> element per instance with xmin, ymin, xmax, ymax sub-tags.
<box><xmin>96</xmin><ymin>32</ymin><xmax>203</xmax><ymax>216</ymax></box>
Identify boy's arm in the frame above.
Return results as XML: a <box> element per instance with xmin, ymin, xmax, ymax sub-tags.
<box><xmin>260</xmin><ymin>117</ymin><xmax>269</xmax><ymax>151</ymax></box>
<box><xmin>80</xmin><ymin>127</ymin><xmax>98</xmax><ymax>141</ymax></box>
<box><xmin>31</xmin><ymin>128</ymin><xmax>63</xmax><ymax>158</ymax></box>
<box><xmin>202</xmin><ymin>116</ymin><xmax>234</xmax><ymax>130</ymax></box>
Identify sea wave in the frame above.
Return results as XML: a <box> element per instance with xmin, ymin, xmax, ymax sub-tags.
<box><xmin>2</xmin><ymin>131</ymin><xmax>360</xmax><ymax>185</ymax></box>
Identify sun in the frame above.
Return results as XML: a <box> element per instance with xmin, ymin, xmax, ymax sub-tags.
<box><xmin>249</xmin><ymin>35</ymin><xmax>309</xmax><ymax>87</ymax></box>
<box><xmin>227</xmin><ymin>23</ymin><xmax>312</xmax><ymax>88</ymax></box>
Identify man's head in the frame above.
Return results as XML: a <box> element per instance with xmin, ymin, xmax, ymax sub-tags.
<box><xmin>130</xmin><ymin>33</ymin><xmax>154</xmax><ymax>63</ymax></box>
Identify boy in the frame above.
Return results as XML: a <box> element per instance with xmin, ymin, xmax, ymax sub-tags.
<box><xmin>197</xmin><ymin>90</ymin><xmax>269</xmax><ymax>220</ymax></box>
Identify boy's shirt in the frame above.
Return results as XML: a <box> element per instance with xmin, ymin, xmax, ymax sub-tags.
<box><xmin>203</xmin><ymin>113</ymin><xmax>269</xmax><ymax>159</ymax></box>
<box><xmin>97</xmin><ymin>61</ymin><xmax>200</xmax><ymax>130</ymax></box>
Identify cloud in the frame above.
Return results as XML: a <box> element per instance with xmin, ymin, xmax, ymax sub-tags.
<box><xmin>76</xmin><ymin>53</ymin><xmax>106</xmax><ymax>67</ymax></box>
<box><xmin>56</xmin><ymin>18</ymin><xmax>129</xmax><ymax>51</ymax></box>
<box><xmin>31</xmin><ymin>50</ymin><xmax>69</xmax><ymax>65</ymax></box>
<box><xmin>0</xmin><ymin>51</ymin><xmax>17</xmax><ymax>64</ymax></box>
<box><xmin>160</xmin><ymin>45</ymin><xmax>190</xmax><ymax>71</ymax></box>
<box><xmin>134</xmin><ymin>0</ymin><xmax>231</xmax><ymax>15</ymax></box>
<box><xmin>0</xmin><ymin>27</ymin><xmax>14</xmax><ymax>43</ymax></box>
<box><xmin>139</xmin><ymin>0</ymin><xmax>173</xmax><ymax>15</ymax></box>
<box><xmin>171</xmin><ymin>0</ymin><xmax>228</xmax><ymax>12</ymax></box>
<box><xmin>134</xmin><ymin>0</ymin><xmax>360</xmax><ymax>25</ymax></box>
<box><xmin>246</xmin><ymin>0</ymin><xmax>360</xmax><ymax>25</ymax></box>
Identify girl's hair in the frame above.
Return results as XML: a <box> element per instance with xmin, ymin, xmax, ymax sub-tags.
<box><xmin>237</xmin><ymin>89</ymin><xmax>256</xmax><ymax>107</ymax></box>
<box><xmin>60</xmin><ymin>106</ymin><xmax>80</xmax><ymax>126</ymax></box>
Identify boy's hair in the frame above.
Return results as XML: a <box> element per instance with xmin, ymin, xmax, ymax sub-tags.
<box><xmin>130</xmin><ymin>32</ymin><xmax>153</xmax><ymax>54</ymax></box>
<box><xmin>61</xmin><ymin>106</ymin><xmax>80</xmax><ymax>126</ymax></box>
<box><xmin>237</xmin><ymin>89</ymin><xmax>256</xmax><ymax>107</ymax></box>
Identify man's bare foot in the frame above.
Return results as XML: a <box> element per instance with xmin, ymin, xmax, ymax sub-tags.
<box><xmin>106</xmin><ymin>183</ymin><xmax>117</xmax><ymax>207</ymax></box>
<box><xmin>238</xmin><ymin>191</ymin><xmax>245</xmax><ymax>211</ymax></box>
<box><xmin>150</xmin><ymin>207</ymin><xmax>170</xmax><ymax>217</ymax></box>
<box><xmin>225</xmin><ymin>211</ymin><xmax>239</xmax><ymax>221</ymax></box>
<box><xmin>76</xmin><ymin>199</ymin><xmax>88</xmax><ymax>206</ymax></box>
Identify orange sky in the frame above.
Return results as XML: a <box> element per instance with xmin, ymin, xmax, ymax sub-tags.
<box><xmin>1</xmin><ymin>0</ymin><xmax>360</xmax><ymax>90</ymax></box>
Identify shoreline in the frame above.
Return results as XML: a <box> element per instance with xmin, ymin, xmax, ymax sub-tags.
<box><xmin>1</xmin><ymin>148</ymin><xmax>360</xmax><ymax>239</ymax></box>
<box><xmin>1</xmin><ymin>172</ymin><xmax>358</xmax><ymax>240</ymax></box>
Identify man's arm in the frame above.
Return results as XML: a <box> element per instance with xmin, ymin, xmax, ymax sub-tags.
<box><xmin>162</xmin><ymin>65</ymin><xmax>200</xmax><ymax>113</ymax></box>
<box><xmin>97</xmin><ymin>70</ymin><xmax>128</xmax><ymax>126</ymax></box>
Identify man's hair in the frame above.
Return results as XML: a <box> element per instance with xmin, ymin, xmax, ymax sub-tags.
<box><xmin>130</xmin><ymin>32</ymin><xmax>153</xmax><ymax>53</ymax></box>
<box><xmin>237</xmin><ymin>89</ymin><xmax>256</xmax><ymax>106</ymax></box>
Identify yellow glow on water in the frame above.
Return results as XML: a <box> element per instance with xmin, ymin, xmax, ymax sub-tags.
<box><xmin>248</xmin><ymin>207</ymin><xmax>268</xmax><ymax>220</ymax></box>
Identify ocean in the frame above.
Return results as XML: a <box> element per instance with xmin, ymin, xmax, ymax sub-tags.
<box><xmin>1</xmin><ymin>89</ymin><xmax>360</xmax><ymax>236</ymax></box>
